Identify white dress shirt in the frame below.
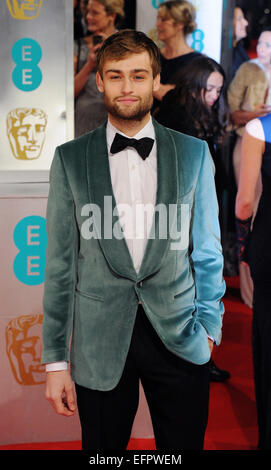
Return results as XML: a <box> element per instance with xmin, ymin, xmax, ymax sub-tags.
<box><xmin>46</xmin><ymin>117</ymin><xmax>157</xmax><ymax>372</ymax></box>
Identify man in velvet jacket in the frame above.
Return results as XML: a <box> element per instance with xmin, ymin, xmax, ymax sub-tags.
<box><xmin>42</xmin><ymin>30</ymin><xmax>225</xmax><ymax>451</ymax></box>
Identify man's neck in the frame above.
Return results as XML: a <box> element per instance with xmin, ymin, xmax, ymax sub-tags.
<box><xmin>108</xmin><ymin>113</ymin><xmax>151</xmax><ymax>137</ymax></box>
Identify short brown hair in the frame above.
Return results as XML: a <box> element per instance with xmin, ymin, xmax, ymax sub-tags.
<box><xmin>97</xmin><ymin>29</ymin><xmax>161</xmax><ymax>78</ymax></box>
<box><xmin>159</xmin><ymin>1</ymin><xmax>196</xmax><ymax>36</ymax></box>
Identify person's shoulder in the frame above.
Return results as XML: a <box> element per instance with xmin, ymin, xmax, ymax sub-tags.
<box><xmin>162</xmin><ymin>127</ymin><xmax>209</xmax><ymax>182</ymax></box>
<box><xmin>58</xmin><ymin>132</ymin><xmax>91</xmax><ymax>154</ymax></box>
<box><xmin>165</xmin><ymin>125</ymin><xmax>205</xmax><ymax>150</ymax></box>
<box><xmin>163</xmin><ymin>126</ymin><xmax>207</xmax><ymax>170</ymax></box>
<box><xmin>246</xmin><ymin>118</ymin><xmax>265</xmax><ymax>141</ymax></box>
<box><xmin>240</xmin><ymin>60</ymin><xmax>266</xmax><ymax>77</ymax></box>
<box><xmin>248</xmin><ymin>113</ymin><xmax>271</xmax><ymax>142</ymax></box>
<box><xmin>175</xmin><ymin>50</ymin><xmax>202</xmax><ymax>65</ymax></box>
<box><xmin>231</xmin><ymin>60</ymin><xmax>267</xmax><ymax>87</ymax></box>
<box><xmin>57</xmin><ymin>125</ymin><xmax>106</xmax><ymax>160</ymax></box>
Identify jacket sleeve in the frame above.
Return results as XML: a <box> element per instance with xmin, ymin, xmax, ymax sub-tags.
<box><xmin>191</xmin><ymin>141</ymin><xmax>225</xmax><ymax>345</ymax></box>
<box><xmin>227</xmin><ymin>62</ymin><xmax>248</xmax><ymax>113</ymax></box>
<box><xmin>41</xmin><ymin>147</ymin><xmax>78</xmax><ymax>364</ymax></box>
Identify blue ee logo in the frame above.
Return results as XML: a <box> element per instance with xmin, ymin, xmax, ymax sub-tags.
<box><xmin>152</xmin><ymin>0</ymin><xmax>164</xmax><ymax>7</ymax></box>
<box><xmin>191</xmin><ymin>29</ymin><xmax>205</xmax><ymax>52</ymax></box>
<box><xmin>12</xmin><ymin>38</ymin><xmax>42</xmax><ymax>91</ymax></box>
<box><xmin>13</xmin><ymin>216</ymin><xmax>47</xmax><ymax>285</ymax></box>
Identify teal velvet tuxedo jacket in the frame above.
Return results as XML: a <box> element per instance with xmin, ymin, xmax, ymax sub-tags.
<box><xmin>41</xmin><ymin>119</ymin><xmax>225</xmax><ymax>391</ymax></box>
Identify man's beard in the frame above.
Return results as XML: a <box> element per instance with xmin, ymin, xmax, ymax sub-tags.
<box><xmin>104</xmin><ymin>93</ymin><xmax>153</xmax><ymax>122</ymax></box>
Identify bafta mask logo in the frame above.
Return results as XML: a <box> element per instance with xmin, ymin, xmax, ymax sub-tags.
<box><xmin>6</xmin><ymin>0</ymin><xmax>43</xmax><ymax>20</ymax></box>
<box><xmin>6</xmin><ymin>315</ymin><xmax>45</xmax><ymax>386</ymax></box>
<box><xmin>7</xmin><ymin>108</ymin><xmax>47</xmax><ymax>160</ymax></box>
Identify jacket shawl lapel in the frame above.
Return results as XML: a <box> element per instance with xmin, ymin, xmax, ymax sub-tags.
<box><xmin>86</xmin><ymin>119</ymin><xmax>179</xmax><ymax>282</ymax></box>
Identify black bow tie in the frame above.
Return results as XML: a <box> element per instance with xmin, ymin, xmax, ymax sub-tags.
<box><xmin>110</xmin><ymin>133</ymin><xmax>154</xmax><ymax>160</ymax></box>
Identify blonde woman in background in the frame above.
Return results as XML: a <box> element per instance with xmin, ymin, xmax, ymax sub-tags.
<box><xmin>228</xmin><ymin>26</ymin><xmax>271</xmax><ymax>307</ymax></box>
<box><xmin>153</xmin><ymin>0</ymin><xmax>201</xmax><ymax>107</ymax></box>
<box><xmin>74</xmin><ymin>0</ymin><xmax>124</xmax><ymax>136</ymax></box>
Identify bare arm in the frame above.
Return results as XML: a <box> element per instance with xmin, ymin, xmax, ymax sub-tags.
<box><xmin>74</xmin><ymin>41</ymin><xmax>103</xmax><ymax>98</ymax></box>
<box><xmin>235</xmin><ymin>127</ymin><xmax>264</xmax><ymax>219</ymax></box>
<box><xmin>232</xmin><ymin>106</ymin><xmax>270</xmax><ymax>127</ymax></box>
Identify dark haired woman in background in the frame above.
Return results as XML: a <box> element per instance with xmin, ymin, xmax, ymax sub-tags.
<box><xmin>155</xmin><ymin>55</ymin><xmax>230</xmax><ymax>383</ymax></box>
<box><xmin>155</xmin><ymin>56</ymin><xmax>228</xmax><ymax>197</ymax></box>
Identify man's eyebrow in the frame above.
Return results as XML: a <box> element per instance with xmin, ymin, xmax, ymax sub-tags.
<box><xmin>132</xmin><ymin>69</ymin><xmax>150</xmax><ymax>73</ymax></box>
<box><xmin>104</xmin><ymin>68</ymin><xmax>150</xmax><ymax>74</ymax></box>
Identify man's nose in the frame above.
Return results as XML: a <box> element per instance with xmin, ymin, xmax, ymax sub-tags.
<box><xmin>121</xmin><ymin>77</ymin><xmax>133</xmax><ymax>94</ymax></box>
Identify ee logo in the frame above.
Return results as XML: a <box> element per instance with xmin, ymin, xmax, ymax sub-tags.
<box><xmin>191</xmin><ymin>29</ymin><xmax>205</xmax><ymax>52</ymax></box>
<box><xmin>152</xmin><ymin>0</ymin><xmax>164</xmax><ymax>8</ymax></box>
<box><xmin>12</xmin><ymin>38</ymin><xmax>42</xmax><ymax>91</ymax></box>
<box><xmin>13</xmin><ymin>216</ymin><xmax>47</xmax><ymax>285</ymax></box>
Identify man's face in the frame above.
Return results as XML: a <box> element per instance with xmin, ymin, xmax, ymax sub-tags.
<box><xmin>96</xmin><ymin>51</ymin><xmax>160</xmax><ymax>122</ymax></box>
<box><xmin>8</xmin><ymin>113</ymin><xmax>46</xmax><ymax>160</ymax></box>
<box><xmin>6</xmin><ymin>0</ymin><xmax>42</xmax><ymax>20</ymax></box>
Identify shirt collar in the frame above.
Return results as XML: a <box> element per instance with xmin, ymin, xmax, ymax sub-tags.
<box><xmin>106</xmin><ymin>117</ymin><xmax>156</xmax><ymax>154</ymax></box>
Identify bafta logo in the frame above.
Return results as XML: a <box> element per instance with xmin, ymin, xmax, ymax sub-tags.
<box><xmin>7</xmin><ymin>108</ymin><xmax>47</xmax><ymax>160</ymax></box>
<box><xmin>6</xmin><ymin>0</ymin><xmax>43</xmax><ymax>20</ymax></box>
<box><xmin>5</xmin><ymin>315</ymin><xmax>45</xmax><ymax>386</ymax></box>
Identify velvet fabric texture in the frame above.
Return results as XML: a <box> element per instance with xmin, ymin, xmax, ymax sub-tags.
<box><xmin>41</xmin><ymin>119</ymin><xmax>225</xmax><ymax>391</ymax></box>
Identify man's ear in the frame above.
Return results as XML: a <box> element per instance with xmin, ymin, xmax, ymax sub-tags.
<box><xmin>153</xmin><ymin>73</ymin><xmax>161</xmax><ymax>92</ymax></box>
<box><xmin>96</xmin><ymin>71</ymin><xmax>104</xmax><ymax>93</ymax></box>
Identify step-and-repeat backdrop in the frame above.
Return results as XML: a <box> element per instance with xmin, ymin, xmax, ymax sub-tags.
<box><xmin>0</xmin><ymin>0</ymin><xmax>234</xmax><ymax>446</ymax></box>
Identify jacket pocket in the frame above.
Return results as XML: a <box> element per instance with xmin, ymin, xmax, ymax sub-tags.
<box><xmin>75</xmin><ymin>288</ymin><xmax>104</xmax><ymax>302</ymax></box>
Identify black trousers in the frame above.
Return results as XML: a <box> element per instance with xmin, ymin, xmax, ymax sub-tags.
<box><xmin>252</xmin><ymin>282</ymin><xmax>271</xmax><ymax>450</ymax></box>
<box><xmin>75</xmin><ymin>304</ymin><xmax>210</xmax><ymax>450</ymax></box>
